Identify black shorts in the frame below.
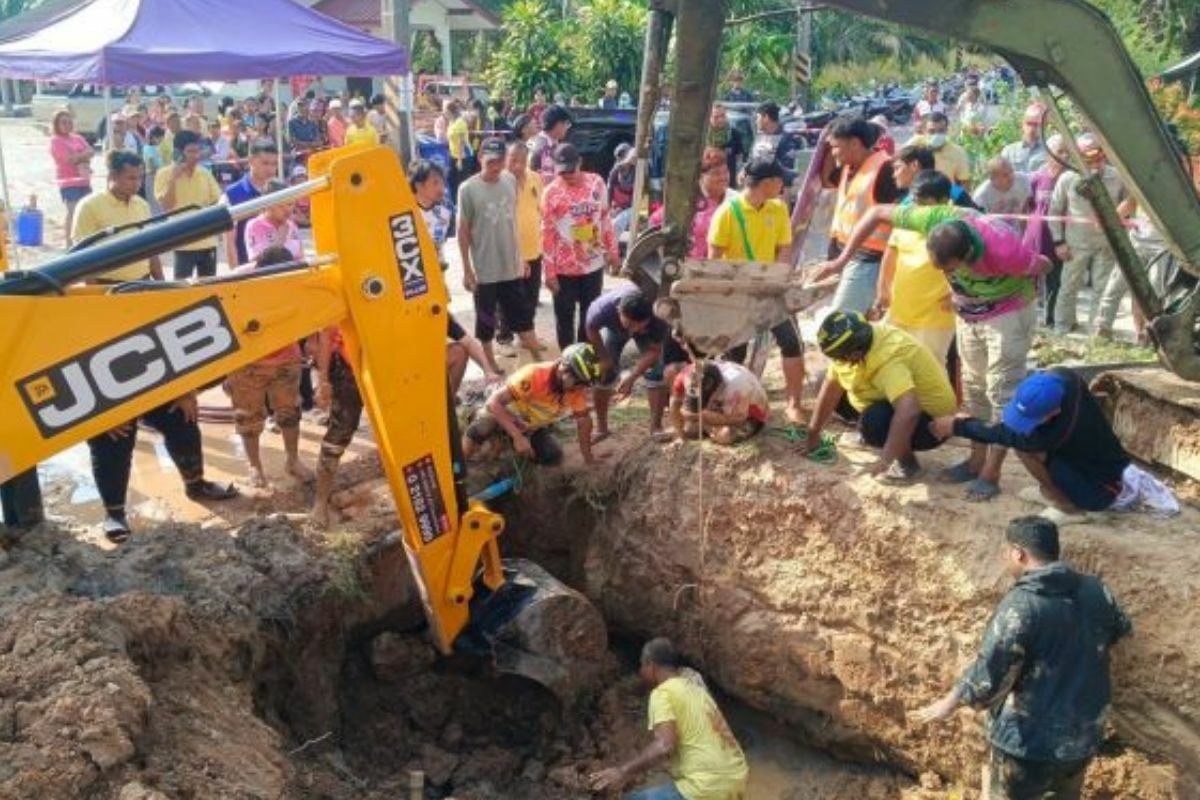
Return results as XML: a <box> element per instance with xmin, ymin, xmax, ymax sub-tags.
<box><xmin>725</xmin><ymin>318</ymin><xmax>804</xmax><ymax>361</ymax></box>
<box><xmin>475</xmin><ymin>279</ymin><xmax>534</xmax><ymax>342</ymax></box>
<box><xmin>447</xmin><ymin>313</ymin><xmax>467</xmax><ymax>342</ymax></box>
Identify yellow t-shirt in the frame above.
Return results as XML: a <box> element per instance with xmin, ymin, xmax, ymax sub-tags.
<box><xmin>707</xmin><ymin>195</ymin><xmax>792</xmax><ymax>262</ymax></box>
<box><xmin>447</xmin><ymin>117</ymin><xmax>470</xmax><ymax>161</ymax></box>
<box><xmin>345</xmin><ymin>122</ymin><xmax>380</xmax><ymax>147</ymax></box>
<box><xmin>514</xmin><ymin>171</ymin><xmax>543</xmax><ymax>262</ymax></box>
<box><xmin>648</xmin><ymin>672</ymin><xmax>748</xmax><ymax>800</ymax></box>
<box><xmin>934</xmin><ymin>142</ymin><xmax>971</xmax><ymax>184</ymax></box>
<box><xmin>828</xmin><ymin>324</ymin><xmax>957</xmax><ymax>415</ymax></box>
<box><xmin>885</xmin><ymin>227</ymin><xmax>954</xmax><ymax>331</ymax></box>
<box><xmin>154</xmin><ymin>166</ymin><xmax>222</xmax><ymax>250</ymax></box>
<box><xmin>72</xmin><ymin>191</ymin><xmax>155</xmax><ymax>282</ymax></box>
<box><xmin>157</xmin><ymin>130</ymin><xmax>174</xmax><ymax>166</ymax></box>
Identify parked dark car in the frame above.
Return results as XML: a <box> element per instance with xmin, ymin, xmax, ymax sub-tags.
<box><xmin>565</xmin><ymin>106</ymin><xmax>639</xmax><ymax>176</ymax></box>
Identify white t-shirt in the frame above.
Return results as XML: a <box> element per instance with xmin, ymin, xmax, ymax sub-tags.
<box><xmin>674</xmin><ymin>361</ymin><xmax>769</xmax><ymax>423</ymax></box>
<box><xmin>915</xmin><ymin>99</ymin><xmax>947</xmax><ymax>119</ymax></box>
<box><xmin>972</xmin><ymin>172</ymin><xmax>1033</xmax><ymax>217</ymax></box>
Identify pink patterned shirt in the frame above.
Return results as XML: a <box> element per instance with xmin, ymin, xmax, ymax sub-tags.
<box><xmin>540</xmin><ymin>172</ymin><xmax>617</xmax><ymax>278</ymax></box>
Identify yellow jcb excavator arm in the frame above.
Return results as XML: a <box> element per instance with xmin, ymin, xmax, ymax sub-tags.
<box><xmin>0</xmin><ymin>146</ymin><xmax>606</xmax><ymax>697</ymax></box>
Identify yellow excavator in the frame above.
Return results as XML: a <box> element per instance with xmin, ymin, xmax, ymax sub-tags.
<box><xmin>628</xmin><ymin>0</ymin><xmax>1199</xmax><ymax>374</ymax></box>
<box><xmin>0</xmin><ymin>145</ymin><xmax>607</xmax><ymax>698</ymax></box>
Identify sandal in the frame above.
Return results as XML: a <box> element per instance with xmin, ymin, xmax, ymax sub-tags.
<box><xmin>939</xmin><ymin>461</ymin><xmax>978</xmax><ymax>484</ymax></box>
<box><xmin>591</xmin><ymin>430</ymin><xmax>612</xmax><ymax>445</ymax></box>
<box><xmin>651</xmin><ymin>430</ymin><xmax>675</xmax><ymax>444</ymax></box>
<box><xmin>965</xmin><ymin>478</ymin><xmax>1001</xmax><ymax>502</ymax></box>
<box><xmin>185</xmin><ymin>480</ymin><xmax>239</xmax><ymax>501</ymax></box>
<box><xmin>103</xmin><ymin>514</ymin><xmax>131</xmax><ymax>544</ymax></box>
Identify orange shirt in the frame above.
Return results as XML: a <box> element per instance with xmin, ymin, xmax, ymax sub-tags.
<box><xmin>505</xmin><ymin>363</ymin><xmax>589</xmax><ymax>429</ymax></box>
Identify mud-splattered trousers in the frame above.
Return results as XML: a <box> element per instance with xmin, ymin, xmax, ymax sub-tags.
<box><xmin>317</xmin><ymin>353</ymin><xmax>364</xmax><ymax>484</ymax></box>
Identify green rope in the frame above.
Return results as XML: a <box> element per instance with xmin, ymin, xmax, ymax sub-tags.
<box><xmin>765</xmin><ymin>424</ymin><xmax>838</xmax><ymax>464</ymax></box>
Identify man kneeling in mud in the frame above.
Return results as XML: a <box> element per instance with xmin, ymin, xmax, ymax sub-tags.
<box><xmin>463</xmin><ymin>344</ymin><xmax>605</xmax><ymax>465</ymax></box>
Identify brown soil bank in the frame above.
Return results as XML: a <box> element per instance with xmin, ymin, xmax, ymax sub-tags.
<box><xmin>495</xmin><ymin>431</ymin><xmax>1199</xmax><ymax>798</ymax></box>
<box><xmin>2</xmin><ymin>428</ymin><xmax>1196</xmax><ymax>798</ymax></box>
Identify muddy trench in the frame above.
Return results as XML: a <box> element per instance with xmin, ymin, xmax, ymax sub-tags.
<box><xmin>1</xmin><ymin>431</ymin><xmax>1196</xmax><ymax>799</ymax></box>
<box><xmin>244</xmin><ymin>471</ymin><xmax>924</xmax><ymax>800</ymax></box>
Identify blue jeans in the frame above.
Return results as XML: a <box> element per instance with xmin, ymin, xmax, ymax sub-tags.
<box><xmin>625</xmin><ymin>783</ymin><xmax>687</xmax><ymax>800</ymax></box>
<box><xmin>830</xmin><ymin>253</ymin><xmax>881</xmax><ymax>314</ymax></box>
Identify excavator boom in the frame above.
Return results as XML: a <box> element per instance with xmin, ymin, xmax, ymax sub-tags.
<box><xmin>0</xmin><ymin>146</ymin><xmax>606</xmax><ymax>700</ymax></box>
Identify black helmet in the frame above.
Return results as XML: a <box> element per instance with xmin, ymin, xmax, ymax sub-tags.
<box><xmin>560</xmin><ymin>343</ymin><xmax>603</xmax><ymax>384</ymax></box>
<box><xmin>817</xmin><ymin>311</ymin><xmax>873</xmax><ymax>360</ymax></box>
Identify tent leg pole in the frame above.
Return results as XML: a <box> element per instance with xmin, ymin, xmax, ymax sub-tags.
<box><xmin>0</xmin><ymin>125</ymin><xmax>18</xmax><ymax>269</ymax></box>
<box><xmin>274</xmin><ymin>79</ymin><xmax>285</xmax><ymax>179</ymax></box>
<box><xmin>103</xmin><ymin>85</ymin><xmax>111</xmax><ymax>150</ymax></box>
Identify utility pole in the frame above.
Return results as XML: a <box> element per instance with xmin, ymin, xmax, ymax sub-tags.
<box><xmin>793</xmin><ymin>2</ymin><xmax>813</xmax><ymax>110</ymax></box>
<box><xmin>381</xmin><ymin>0</ymin><xmax>414</xmax><ymax>163</ymax></box>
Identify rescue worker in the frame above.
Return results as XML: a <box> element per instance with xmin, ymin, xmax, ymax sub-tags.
<box><xmin>590</xmin><ymin>637</ymin><xmax>749</xmax><ymax>800</ymax></box>
<box><xmin>586</xmin><ymin>285</ymin><xmax>669</xmax><ymax>443</ymax></box>
<box><xmin>821</xmin><ymin>116</ymin><xmax>902</xmax><ymax>314</ymax></box>
<box><xmin>931</xmin><ymin>367</ymin><xmax>1130</xmax><ymax>525</ymax></box>
<box><xmin>815</xmin><ymin>202</ymin><xmax>1052</xmax><ymax>501</ymax></box>
<box><xmin>462</xmin><ymin>344</ymin><xmax>605</xmax><ymax>466</ymax></box>
<box><xmin>708</xmin><ymin>157</ymin><xmax>806</xmax><ymax>423</ymax></box>
<box><xmin>807</xmin><ymin>312</ymin><xmax>956</xmax><ymax>484</ymax></box>
<box><xmin>913</xmin><ymin>516</ymin><xmax>1131</xmax><ymax>800</ymax></box>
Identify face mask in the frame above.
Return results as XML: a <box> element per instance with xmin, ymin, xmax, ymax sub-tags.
<box><xmin>927</xmin><ymin>133</ymin><xmax>947</xmax><ymax>150</ymax></box>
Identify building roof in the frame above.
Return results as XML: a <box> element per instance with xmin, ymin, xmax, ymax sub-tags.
<box><xmin>313</xmin><ymin>0</ymin><xmax>500</xmax><ymax>32</ymax></box>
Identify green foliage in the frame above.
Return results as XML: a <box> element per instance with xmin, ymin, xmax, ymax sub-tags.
<box><xmin>573</xmin><ymin>0</ymin><xmax>647</xmax><ymax>99</ymax></box>
<box><xmin>484</xmin><ymin>0</ymin><xmax>578</xmax><ymax>103</ymax></box>
<box><xmin>410</xmin><ymin>30</ymin><xmax>444</xmax><ymax>75</ymax></box>
<box><xmin>1090</xmin><ymin>0</ymin><xmax>1180</xmax><ymax>74</ymax></box>
<box><xmin>1150</xmin><ymin>81</ymin><xmax>1200</xmax><ymax>155</ymax></box>
<box><xmin>811</xmin><ymin>54</ymin><xmax>955</xmax><ymax>100</ymax></box>
<box><xmin>484</xmin><ymin>0</ymin><xmax>645</xmax><ymax>104</ymax></box>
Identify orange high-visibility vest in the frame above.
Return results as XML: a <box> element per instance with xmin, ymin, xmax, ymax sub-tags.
<box><xmin>831</xmin><ymin>149</ymin><xmax>892</xmax><ymax>253</ymax></box>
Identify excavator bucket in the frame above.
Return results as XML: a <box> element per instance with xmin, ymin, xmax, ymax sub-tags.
<box><xmin>457</xmin><ymin>559</ymin><xmax>610</xmax><ymax>702</ymax></box>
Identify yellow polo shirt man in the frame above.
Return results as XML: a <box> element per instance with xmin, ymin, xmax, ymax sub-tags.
<box><xmin>881</xmin><ymin>225</ymin><xmax>956</xmax><ymax>364</ymax></box>
<box><xmin>154</xmin><ymin>130</ymin><xmax>222</xmax><ymax>279</ymax></box>
<box><xmin>73</xmin><ymin>150</ymin><xmax>163</xmax><ymax>282</ymax></box>
<box><xmin>828</xmin><ymin>322</ymin><xmax>957</xmax><ymax>416</ymax></box>
<box><xmin>707</xmin><ymin>158</ymin><xmax>792</xmax><ymax>263</ymax></box>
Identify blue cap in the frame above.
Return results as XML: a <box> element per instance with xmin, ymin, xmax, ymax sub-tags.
<box><xmin>1002</xmin><ymin>372</ymin><xmax>1066</xmax><ymax>435</ymax></box>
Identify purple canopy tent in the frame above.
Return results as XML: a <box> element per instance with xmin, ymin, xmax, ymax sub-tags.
<box><xmin>0</xmin><ymin>0</ymin><xmax>407</xmax><ymax>84</ymax></box>
<box><xmin>0</xmin><ymin>0</ymin><xmax>409</xmax><ymax>249</ymax></box>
